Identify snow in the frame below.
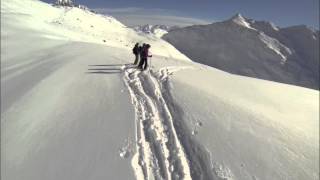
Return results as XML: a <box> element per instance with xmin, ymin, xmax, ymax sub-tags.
<box><xmin>229</xmin><ymin>13</ymin><xmax>256</xmax><ymax>30</ymax></box>
<box><xmin>123</xmin><ymin>67</ymin><xmax>193</xmax><ymax>180</ymax></box>
<box><xmin>133</xmin><ymin>24</ymin><xmax>176</xmax><ymax>38</ymax></box>
<box><xmin>258</xmin><ymin>32</ymin><xmax>292</xmax><ymax>64</ymax></box>
<box><xmin>55</xmin><ymin>0</ymin><xmax>74</xmax><ymax>6</ymax></box>
<box><xmin>169</xmin><ymin>67</ymin><xmax>319</xmax><ymax>179</ymax></box>
<box><xmin>163</xmin><ymin>14</ymin><xmax>319</xmax><ymax>89</ymax></box>
<box><xmin>132</xmin><ymin>24</ymin><xmax>179</xmax><ymax>38</ymax></box>
<box><xmin>248</xmin><ymin>19</ymin><xmax>280</xmax><ymax>32</ymax></box>
<box><xmin>2</xmin><ymin>43</ymin><xmax>138</xmax><ymax>180</ymax></box>
<box><xmin>269</xmin><ymin>22</ymin><xmax>279</xmax><ymax>31</ymax></box>
<box><xmin>1</xmin><ymin>0</ymin><xmax>319</xmax><ymax>180</ymax></box>
<box><xmin>153</xmin><ymin>28</ymin><xmax>169</xmax><ymax>38</ymax></box>
<box><xmin>1</xmin><ymin>0</ymin><xmax>190</xmax><ymax>61</ymax></box>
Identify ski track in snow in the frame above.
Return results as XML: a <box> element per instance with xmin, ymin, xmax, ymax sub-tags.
<box><xmin>123</xmin><ymin>65</ymin><xmax>193</xmax><ymax>180</ymax></box>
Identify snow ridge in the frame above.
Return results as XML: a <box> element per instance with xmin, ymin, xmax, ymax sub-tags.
<box><xmin>123</xmin><ymin>67</ymin><xmax>193</xmax><ymax>180</ymax></box>
<box><xmin>229</xmin><ymin>13</ymin><xmax>256</xmax><ymax>30</ymax></box>
<box><xmin>258</xmin><ymin>32</ymin><xmax>292</xmax><ymax>64</ymax></box>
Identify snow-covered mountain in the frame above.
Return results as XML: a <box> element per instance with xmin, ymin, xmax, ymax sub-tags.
<box><xmin>163</xmin><ymin>14</ymin><xmax>320</xmax><ymax>89</ymax></box>
<box><xmin>1</xmin><ymin>1</ymin><xmax>319</xmax><ymax>180</ymax></box>
<box><xmin>55</xmin><ymin>0</ymin><xmax>74</xmax><ymax>6</ymax></box>
<box><xmin>133</xmin><ymin>24</ymin><xmax>179</xmax><ymax>38</ymax></box>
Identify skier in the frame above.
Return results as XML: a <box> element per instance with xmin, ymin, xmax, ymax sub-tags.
<box><xmin>138</xmin><ymin>44</ymin><xmax>152</xmax><ymax>70</ymax></box>
<box><xmin>132</xmin><ymin>43</ymin><xmax>140</xmax><ymax>65</ymax></box>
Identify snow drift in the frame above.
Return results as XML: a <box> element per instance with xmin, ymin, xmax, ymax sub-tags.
<box><xmin>163</xmin><ymin>14</ymin><xmax>320</xmax><ymax>90</ymax></box>
<box><xmin>1</xmin><ymin>1</ymin><xmax>319</xmax><ymax>180</ymax></box>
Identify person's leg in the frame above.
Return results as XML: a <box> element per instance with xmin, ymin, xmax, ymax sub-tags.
<box><xmin>133</xmin><ymin>54</ymin><xmax>138</xmax><ymax>64</ymax></box>
<box><xmin>138</xmin><ymin>57</ymin><xmax>144</xmax><ymax>69</ymax></box>
<box><xmin>143</xmin><ymin>58</ymin><xmax>148</xmax><ymax>70</ymax></box>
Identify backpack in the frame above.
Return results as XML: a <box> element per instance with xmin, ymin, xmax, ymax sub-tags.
<box><xmin>132</xmin><ymin>45</ymin><xmax>139</xmax><ymax>54</ymax></box>
<box><xmin>138</xmin><ymin>46</ymin><xmax>142</xmax><ymax>53</ymax></box>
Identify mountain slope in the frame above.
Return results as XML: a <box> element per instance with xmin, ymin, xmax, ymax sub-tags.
<box><xmin>1</xmin><ymin>1</ymin><xmax>319</xmax><ymax>180</ymax></box>
<box><xmin>163</xmin><ymin>14</ymin><xmax>319</xmax><ymax>89</ymax></box>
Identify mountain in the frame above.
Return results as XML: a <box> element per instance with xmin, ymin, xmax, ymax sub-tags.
<box><xmin>55</xmin><ymin>0</ymin><xmax>74</xmax><ymax>6</ymax></box>
<box><xmin>163</xmin><ymin>14</ymin><xmax>320</xmax><ymax>89</ymax></box>
<box><xmin>1</xmin><ymin>1</ymin><xmax>319</xmax><ymax>180</ymax></box>
<box><xmin>133</xmin><ymin>24</ymin><xmax>179</xmax><ymax>38</ymax></box>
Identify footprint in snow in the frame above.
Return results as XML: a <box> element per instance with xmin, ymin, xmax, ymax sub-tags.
<box><xmin>119</xmin><ymin>139</ymin><xmax>133</xmax><ymax>159</ymax></box>
<box><xmin>196</xmin><ymin>121</ymin><xmax>203</xmax><ymax>127</ymax></box>
<box><xmin>119</xmin><ymin>148</ymin><xmax>130</xmax><ymax>159</ymax></box>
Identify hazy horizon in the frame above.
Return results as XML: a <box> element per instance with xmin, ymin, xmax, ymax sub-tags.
<box><xmin>41</xmin><ymin>0</ymin><xmax>319</xmax><ymax>28</ymax></box>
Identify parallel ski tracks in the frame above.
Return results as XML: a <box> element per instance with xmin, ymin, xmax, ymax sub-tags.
<box><xmin>123</xmin><ymin>67</ymin><xmax>192</xmax><ymax>180</ymax></box>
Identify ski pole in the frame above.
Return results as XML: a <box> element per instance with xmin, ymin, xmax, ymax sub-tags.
<box><xmin>150</xmin><ymin>57</ymin><xmax>152</xmax><ymax>70</ymax></box>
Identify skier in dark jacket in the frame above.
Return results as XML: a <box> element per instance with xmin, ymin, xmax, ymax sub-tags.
<box><xmin>138</xmin><ymin>44</ymin><xmax>152</xmax><ymax>70</ymax></box>
<box><xmin>132</xmin><ymin>43</ymin><xmax>140</xmax><ymax>65</ymax></box>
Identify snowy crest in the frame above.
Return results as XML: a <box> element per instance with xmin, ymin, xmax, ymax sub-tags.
<box><xmin>55</xmin><ymin>0</ymin><xmax>74</xmax><ymax>6</ymax></box>
<box><xmin>229</xmin><ymin>13</ymin><xmax>256</xmax><ymax>30</ymax></box>
<box><xmin>133</xmin><ymin>24</ymin><xmax>177</xmax><ymax>38</ymax></box>
<box><xmin>258</xmin><ymin>32</ymin><xmax>292</xmax><ymax>64</ymax></box>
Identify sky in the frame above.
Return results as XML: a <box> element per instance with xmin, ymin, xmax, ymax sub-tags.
<box><xmin>43</xmin><ymin>0</ymin><xmax>319</xmax><ymax>28</ymax></box>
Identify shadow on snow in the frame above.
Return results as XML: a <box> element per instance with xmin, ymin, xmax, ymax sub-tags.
<box><xmin>86</xmin><ymin>63</ymin><xmax>128</xmax><ymax>74</ymax></box>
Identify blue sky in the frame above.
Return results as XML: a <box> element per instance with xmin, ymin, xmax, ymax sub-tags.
<box><xmin>43</xmin><ymin>0</ymin><xmax>319</xmax><ymax>28</ymax></box>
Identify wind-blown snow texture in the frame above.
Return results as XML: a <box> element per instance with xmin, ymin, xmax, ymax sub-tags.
<box><xmin>1</xmin><ymin>1</ymin><xmax>319</xmax><ymax>180</ymax></box>
<box><xmin>163</xmin><ymin>14</ymin><xmax>320</xmax><ymax>90</ymax></box>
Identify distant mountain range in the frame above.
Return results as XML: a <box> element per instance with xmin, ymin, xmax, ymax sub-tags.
<box><xmin>163</xmin><ymin>14</ymin><xmax>319</xmax><ymax>89</ymax></box>
<box><xmin>132</xmin><ymin>24</ymin><xmax>180</xmax><ymax>38</ymax></box>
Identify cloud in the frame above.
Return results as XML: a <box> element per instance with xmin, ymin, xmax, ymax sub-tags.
<box><xmin>94</xmin><ymin>7</ymin><xmax>142</xmax><ymax>13</ymax></box>
<box><xmin>94</xmin><ymin>7</ymin><xmax>179</xmax><ymax>16</ymax></box>
<box><xmin>93</xmin><ymin>7</ymin><xmax>212</xmax><ymax>27</ymax></box>
<box><xmin>113</xmin><ymin>14</ymin><xmax>210</xmax><ymax>27</ymax></box>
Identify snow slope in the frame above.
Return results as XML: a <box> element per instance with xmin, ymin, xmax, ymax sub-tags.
<box><xmin>1</xmin><ymin>0</ymin><xmax>190</xmax><ymax>61</ymax></box>
<box><xmin>1</xmin><ymin>1</ymin><xmax>319</xmax><ymax>180</ymax></box>
<box><xmin>163</xmin><ymin>14</ymin><xmax>320</xmax><ymax>90</ymax></box>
